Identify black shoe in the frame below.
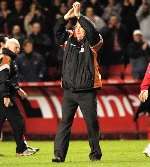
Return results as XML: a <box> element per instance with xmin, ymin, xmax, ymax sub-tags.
<box><xmin>27</xmin><ymin>146</ymin><xmax>40</xmax><ymax>153</ymax></box>
<box><xmin>89</xmin><ymin>153</ymin><xmax>102</xmax><ymax>161</ymax></box>
<box><xmin>16</xmin><ymin>148</ymin><xmax>36</xmax><ymax>156</ymax></box>
<box><xmin>52</xmin><ymin>156</ymin><xmax>64</xmax><ymax>163</ymax></box>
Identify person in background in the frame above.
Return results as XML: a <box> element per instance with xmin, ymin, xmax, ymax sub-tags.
<box><xmin>100</xmin><ymin>15</ymin><xmax>128</xmax><ymax>78</ymax></box>
<box><xmin>0</xmin><ymin>37</ymin><xmax>39</xmax><ymax>156</ymax></box>
<box><xmin>120</xmin><ymin>0</ymin><xmax>139</xmax><ymax>42</ymax></box>
<box><xmin>126</xmin><ymin>30</ymin><xmax>150</xmax><ymax>79</ymax></box>
<box><xmin>136</xmin><ymin>0</ymin><xmax>150</xmax><ymax>42</ymax></box>
<box><xmin>16</xmin><ymin>39</ymin><xmax>46</xmax><ymax>82</ymax></box>
<box><xmin>102</xmin><ymin>0</ymin><xmax>121</xmax><ymax>22</ymax></box>
<box><xmin>0</xmin><ymin>0</ymin><xmax>11</xmax><ymax>34</ymax></box>
<box><xmin>82</xmin><ymin>0</ymin><xmax>104</xmax><ymax>17</ymax></box>
<box><xmin>24</xmin><ymin>2</ymin><xmax>45</xmax><ymax>36</ymax></box>
<box><xmin>67</xmin><ymin>0</ymin><xmax>75</xmax><ymax>9</ymax></box>
<box><xmin>7</xmin><ymin>0</ymin><xmax>27</xmax><ymax>33</ymax></box>
<box><xmin>85</xmin><ymin>6</ymin><xmax>106</xmax><ymax>32</ymax></box>
<box><xmin>55</xmin><ymin>3</ymin><xmax>68</xmax><ymax>19</ymax></box>
<box><xmin>52</xmin><ymin>0</ymin><xmax>61</xmax><ymax>15</ymax></box>
<box><xmin>11</xmin><ymin>24</ymin><xmax>25</xmax><ymax>46</ymax></box>
<box><xmin>52</xmin><ymin>2</ymin><xmax>103</xmax><ymax>162</ymax></box>
<box><xmin>139</xmin><ymin>62</ymin><xmax>150</xmax><ymax>157</ymax></box>
<box><xmin>29</xmin><ymin>21</ymin><xmax>51</xmax><ymax>57</ymax></box>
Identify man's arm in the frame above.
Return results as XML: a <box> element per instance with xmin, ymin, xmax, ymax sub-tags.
<box><xmin>78</xmin><ymin>16</ymin><xmax>103</xmax><ymax>48</ymax></box>
<box><xmin>55</xmin><ymin>8</ymin><xmax>75</xmax><ymax>46</ymax></box>
<box><xmin>139</xmin><ymin>63</ymin><xmax>150</xmax><ymax>102</ymax></box>
<box><xmin>6</xmin><ymin>60</ymin><xmax>27</xmax><ymax>99</ymax></box>
<box><xmin>73</xmin><ymin>2</ymin><xmax>103</xmax><ymax>49</ymax></box>
<box><xmin>140</xmin><ymin>63</ymin><xmax>150</xmax><ymax>91</ymax></box>
<box><xmin>0</xmin><ymin>70</ymin><xmax>10</xmax><ymax>98</ymax></box>
<box><xmin>54</xmin><ymin>18</ymin><xmax>68</xmax><ymax>46</ymax></box>
<box><xmin>136</xmin><ymin>5</ymin><xmax>145</xmax><ymax>22</ymax></box>
<box><xmin>0</xmin><ymin>56</ymin><xmax>11</xmax><ymax>107</ymax></box>
<box><xmin>6</xmin><ymin>60</ymin><xmax>20</xmax><ymax>92</ymax></box>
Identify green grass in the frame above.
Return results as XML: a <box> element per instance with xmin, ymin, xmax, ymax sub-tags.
<box><xmin>0</xmin><ymin>140</ymin><xmax>150</xmax><ymax>167</ymax></box>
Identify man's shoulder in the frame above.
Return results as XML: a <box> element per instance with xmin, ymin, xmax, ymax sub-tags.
<box><xmin>0</xmin><ymin>55</ymin><xmax>11</xmax><ymax>71</ymax></box>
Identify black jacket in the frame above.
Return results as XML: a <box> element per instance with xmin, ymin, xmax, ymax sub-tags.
<box><xmin>55</xmin><ymin>16</ymin><xmax>103</xmax><ymax>91</ymax></box>
<box><xmin>100</xmin><ymin>25</ymin><xmax>128</xmax><ymax>65</ymax></box>
<box><xmin>0</xmin><ymin>48</ymin><xmax>20</xmax><ymax>99</ymax></box>
<box><xmin>16</xmin><ymin>52</ymin><xmax>46</xmax><ymax>82</ymax></box>
<box><xmin>29</xmin><ymin>33</ymin><xmax>51</xmax><ymax>56</ymax></box>
<box><xmin>127</xmin><ymin>41</ymin><xmax>150</xmax><ymax>59</ymax></box>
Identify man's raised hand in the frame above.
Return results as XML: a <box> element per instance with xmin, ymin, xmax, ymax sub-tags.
<box><xmin>64</xmin><ymin>8</ymin><xmax>75</xmax><ymax>20</ymax></box>
<box><xmin>73</xmin><ymin>2</ymin><xmax>81</xmax><ymax>18</ymax></box>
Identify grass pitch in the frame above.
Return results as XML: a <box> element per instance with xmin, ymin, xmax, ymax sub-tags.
<box><xmin>0</xmin><ymin>140</ymin><xmax>150</xmax><ymax>167</ymax></box>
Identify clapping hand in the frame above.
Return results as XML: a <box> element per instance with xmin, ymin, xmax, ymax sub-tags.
<box><xmin>73</xmin><ymin>2</ymin><xmax>81</xmax><ymax>18</ymax></box>
<box><xmin>139</xmin><ymin>90</ymin><xmax>149</xmax><ymax>102</ymax></box>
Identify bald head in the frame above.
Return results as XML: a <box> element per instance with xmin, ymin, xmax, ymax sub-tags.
<box><xmin>5</xmin><ymin>38</ymin><xmax>20</xmax><ymax>54</ymax></box>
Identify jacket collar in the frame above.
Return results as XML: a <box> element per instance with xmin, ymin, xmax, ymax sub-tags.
<box><xmin>2</xmin><ymin>48</ymin><xmax>17</xmax><ymax>60</ymax></box>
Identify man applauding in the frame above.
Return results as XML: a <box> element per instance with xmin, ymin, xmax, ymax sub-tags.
<box><xmin>52</xmin><ymin>2</ymin><xmax>103</xmax><ymax>162</ymax></box>
<box><xmin>139</xmin><ymin>63</ymin><xmax>150</xmax><ymax>157</ymax></box>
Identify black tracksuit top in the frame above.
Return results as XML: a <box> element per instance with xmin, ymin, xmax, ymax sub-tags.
<box><xmin>0</xmin><ymin>48</ymin><xmax>20</xmax><ymax>99</ymax></box>
<box><xmin>55</xmin><ymin>16</ymin><xmax>103</xmax><ymax>91</ymax></box>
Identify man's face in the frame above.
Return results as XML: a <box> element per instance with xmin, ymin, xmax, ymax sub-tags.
<box><xmin>133</xmin><ymin>34</ymin><xmax>143</xmax><ymax>42</ymax></box>
<box><xmin>109</xmin><ymin>16</ymin><xmax>118</xmax><ymax>27</ymax></box>
<box><xmin>12</xmin><ymin>25</ymin><xmax>21</xmax><ymax>35</ymax></box>
<box><xmin>24</xmin><ymin>42</ymin><xmax>33</xmax><ymax>54</ymax></box>
<box><xmin>86</xmin><ymin>7</ymin><xmax>94</xmax><ymax>17</ymax></box>
<box><xmin>14</xmin><ymin>0</ymin><xmax>23</xmax><ymax>11</ymax></box>
<box><xmin>60</xmin><ymin>3</ymin><xmax>68</xmax><ymax>15</ymax></box>
<box><xmin>32</xmin><ymin>23</ymin><xmax>41</xmax><ymax>34</ymax></box>
<box><xmin>0</xmin><ymin>1</ymin><xmax>8</xmax><ymax>10</ymax></box>
<box><xmin>9</xmin><ymin>43</ymin><xmax>20</xmax><ymax>54</ymax></box>
<box><xmin>108</xmin><ymin>0</ymin><xmax>115</xmax><ymax>5</ymax></box>
<box><xmin>91</xmin><ymin>0</ymin><xmax>97</xmax><ymax>4</ymax></box>
<box><xmin>143</xmin><ymin>3</ymin><xmax>150</xmax><ymax>12</ymax></box>
<box><xmin>74</xmin><ymin>22</ymin><xmax>86</xmax><ymax>40</ymax></box>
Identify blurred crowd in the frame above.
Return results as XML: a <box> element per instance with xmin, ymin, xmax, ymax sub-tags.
<box><xmin>1</xmin><ymin>0</ymin><xmax>150</xmax><ymax>82</ymax></box>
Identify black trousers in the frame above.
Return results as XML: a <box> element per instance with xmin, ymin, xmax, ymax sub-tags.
<box><xmin>54</xmin><ymin>89</ymin><xmax>102</xmax><ymax>160</ymax></box>
<box><xmin>0</xmin><ymin>99</ymin><xmax>27</xmax><ymax>153</ymax></box>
